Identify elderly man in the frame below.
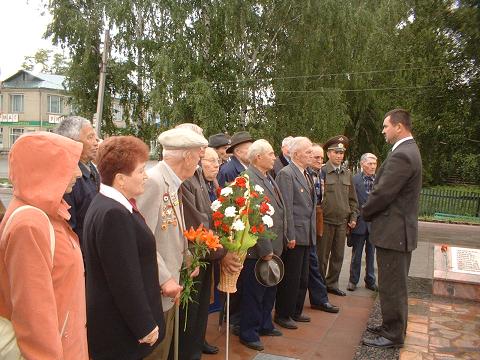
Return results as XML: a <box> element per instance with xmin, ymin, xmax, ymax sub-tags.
<box><xmin>274</xmin><ymin>137</ymin><xmax>315</xmax><ymax>329</ymax></box>
<box><xmin>271</xmin><ymin>136</ymin><xmax>294</xmax><ymax>178</ymax></box>
<box><xmin>239</xmin><ymin>139</ymin><xmax>287</xmax><ymax>351</ymax></box>
<box><xmin>55</xmin><ymin>115</ymin><xmax>99</xmax><ymax>248</ymax></box>
<box><xmin>208</xmin><ymin>133</ymin><xmax>231</xmax><ymax>166</ymax></box>
<box><xmin>307</xmin><ymin>143</ymin><xmax>339</xmax><ymax>313</ymax></box>
<box><xmin>347</xmin><ymin>153</ymin><xmax>379</xmax><ymax>292</ymax></box>
<box><xmin>362</xmin><ymin>109</ymin><xmax>422</xmax><ymax>348</ymax></box>
<box><xmin>217</xmin><ymin>131</ymin><xmax>253</xmax><ymax>187</ymax></box>
<box><xmin>318</xmin><ymin>135</ymin><xmax>359</xmax><ymax>296</ymax></box>
<box><xmin>138</xmin><ymin>127</ymin><xmax>208</xmax><ymax>360</ymax></box>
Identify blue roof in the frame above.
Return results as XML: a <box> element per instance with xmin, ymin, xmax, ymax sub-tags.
<box><xmin>1</xmin><ymin>70</ymin><xmax>66</xmax><ymax>90</ymax></box>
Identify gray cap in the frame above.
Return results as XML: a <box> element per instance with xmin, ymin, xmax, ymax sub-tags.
<box><xmin>158</xmin><ymin>128</ymin><xmax>208</xmax><ymax>149</ymax></box>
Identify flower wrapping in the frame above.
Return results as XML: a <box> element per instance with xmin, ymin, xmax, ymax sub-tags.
<box><xmin>212</xmin><ymin>173</ymin><xmax>276</xmax><ymax>293</ymax></box>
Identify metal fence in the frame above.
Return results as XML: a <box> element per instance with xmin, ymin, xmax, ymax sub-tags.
<box><xmin>419</xmin><ymin>188</ymin><xmax>480</xmax><ymax>218</ymax></box>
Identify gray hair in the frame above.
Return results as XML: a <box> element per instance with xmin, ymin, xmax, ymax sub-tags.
<box><xmin>175</xmin><ymin>123</ymin><xmax>203</xmax><ymax>135</ymax></box>
<box><xmin>55</xmin><ymin>116</ymin><xmax>92</xmax><ymax>141</ymax></box>
<box><xmin>247</xmin><ymin>139</ymin><xmax>272</xmax><ymax>163</ymax></box>
<box><xmin>162</xmin><ymin>148</ymin><xmax>188</xmax><ymax>161</ymax></box>
<box><xmin>289</xmin><ymin>137</ymin><xmax>311</xmax><ymax>158</ymax></box>
<box><xmin>281</xmin><ymin>136</ymin><xmax>294</xmax><ymax>149</ymax></box>
<box><xmin>360</xmin><ymin>153</ymin><xmax>377</xmax><ymax>163</ymax></box>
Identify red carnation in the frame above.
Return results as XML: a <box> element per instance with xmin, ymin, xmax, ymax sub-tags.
<box><xmin>235</xmin><ymin>197</ymin><xmax>246</xmax><ymax>207</ymax></box>
<box><xmin>218</xmin><ymin>196</ymin><xmax>227</xmax><ymax>203</ymax></box>
<box><xmin>251</xmin><ymin>225</ymin><xmax>258</xmax><ymax>234</ymax></box>
<box><xmin>222</xmin><ymin>224</ymin><xmax>230</xmax><ymax>232</ymax></box>
<box><xmin>258</xmin><ymin>224</ymin><xmax>265</xmax><ymax>233</ymax></box>
<box><xmin>263</xmin><ymin>195</ymin><xmax>270</xmax><ymax>202</ymax></box>
<box><xmin>216</xmin><ymin>187</ymin><xmax>222</xmax><ymax>196</ymax></box>
<box><xmin>250</xmin><ymin>191</ymin><xmax>259</xmax><ymax>198</ymax></box>
<box><xmin>235</xmin><ymin>177</ymin><xmax>247</xmax><ymax>188</ymax></box>
<box><xmin>214</xmin><ymin>220</ymin><xmax>222</xmax><ymax>228</ymax></box>
<box><xmin>212</xmin><ymin>211</ymin><xmax>224</xmax><ymax>220</ymax></box>
<box><xmin>259</xmin><ymin>202</ymin><xmax>269</xmax><ymax>214</ymax></box>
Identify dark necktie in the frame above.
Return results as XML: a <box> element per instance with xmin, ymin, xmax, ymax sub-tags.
<box><xmin>129</xmin><ymin>198</ymin><xmax>145</xmax><ymax>221</ymax></box>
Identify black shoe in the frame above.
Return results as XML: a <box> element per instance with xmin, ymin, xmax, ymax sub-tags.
<box><xmin>365</xmin><ymin>283</ymin><xmax>378</xmax><ymax>291</ymax></box>
<box><xmin>366</xmin><ymin>325</ymin><xmax>383</xmax><ymax>336</ymax></box>
<box><xmin>347</xmin><ymin>282</ymin><xmax>356</xmax><ymax>291</ymax></box>
<box><xmin>202</xmin><ymin>341</ymin><xmax>219</xmax><ymax>355</ymax></box>
<box><xmin>311</xmin><ymin>302</ymin><xmax>339</xmax><ymax>313</ymax></box>
<box><xmin>259</xmin><ymin>328</ymin><xmax>283</xmax><ymax>336</ymax></box>
<box><xmin>327</xmin><ymin>287</ymin><xmax>346</xmax><ymax>296</ymax></box>
<box><xmin>292</xmin><ymin>314</ymin><xmax>311</xmax><ymax>322</ymax></box>
<box><xmin>240</xmin><ymin>338</ymin><xmax>264</xmax><ymax>351</ymax></box>
<box><xmin>363</xmin><ymin>335</ymin><xmax>403</xmax><ymax>349</ymax></box>
<box><xmin>274</xmin><ymin>316</ymin><xmax>298</xmax><ymax>329</ymax></box>
<box><xmin>231</xmin><ymin>324</ymin><xmax>240</xmax><ymax>336</ymax></box>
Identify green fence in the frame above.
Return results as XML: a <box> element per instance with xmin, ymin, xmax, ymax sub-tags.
<box><xmin>419</xmin><ymin>188</ymin><xmax>480</xmax><ymax>218</ymax></box>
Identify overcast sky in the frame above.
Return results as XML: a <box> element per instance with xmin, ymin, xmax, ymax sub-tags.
<box><xmin>0</xmin><ymin>0</ymin><xmax>59</xmax><ymax>80</ymax></box>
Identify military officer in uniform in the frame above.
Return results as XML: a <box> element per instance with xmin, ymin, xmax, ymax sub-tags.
<box><xmin>317</xmin><ymin>135</ymin><xmax>359</xmax><ymax>296</ymax></box>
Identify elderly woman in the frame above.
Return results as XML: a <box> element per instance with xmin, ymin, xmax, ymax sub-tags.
<box><xmin>0</xmin><ymin>132</ymin><xmax>88</xmax><ymax>359</ymax></box>
<box><xmin>83</xmin><ymin>136</ymin><xmax>165</xmax><ymax>359</ymax></box>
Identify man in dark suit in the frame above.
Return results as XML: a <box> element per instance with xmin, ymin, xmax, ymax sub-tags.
<box><xmin>238</xmin><ymin>139</ymin><xmax>287</xmax><ymax>351</ymax></box>
<box><xmin>274</xmin><ymin>137</ymin><xmax>316</xmax><ymax>329</ymax></box>
<box><xmin>217</xmin><ymin>131</ymin><xmax>253</xmax><ymax>187</ymax></box>
<box><xmin>362</xmin><ymin>109</ymin><xmax>422</xmax><ymax>348</ymax></box>
<box><xmin>271</xmin><ymin>136</ymin><xmax>293</xmax><ymax>178</ymax></box>
<box><xmin>347</xmin><ymin>153</ymin><xmax>378</xmax><ymax>292</ymax></box>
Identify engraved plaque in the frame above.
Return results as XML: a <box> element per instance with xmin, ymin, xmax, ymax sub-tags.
<box><xmin>451</xmin><ymin>247</ymin><xmax>480</xmax><ymax>275</ymax></box>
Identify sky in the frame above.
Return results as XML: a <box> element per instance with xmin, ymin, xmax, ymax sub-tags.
<box><xmin>0</xmin><ymin>0</ymin><xmax>59</xmax><ymax>80</ymax></box>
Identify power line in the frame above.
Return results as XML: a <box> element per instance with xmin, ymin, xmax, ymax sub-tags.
<box><xmin>270</xmin><ymin>85</ymin><xmax>436</xmax><ymax>93</ymax></box>
<box><xmin>215</xmin><ymin>65</ymin><xmax>447</xmax><ymax>84</ymax></box>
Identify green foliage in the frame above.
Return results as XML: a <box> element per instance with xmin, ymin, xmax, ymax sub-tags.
<box><xmin>43</xmin><ymin>0</ymin><xmax>479</xmax><ymax>185</ymax></box>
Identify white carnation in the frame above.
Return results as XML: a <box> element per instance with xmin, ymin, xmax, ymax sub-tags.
<box><xmin>262</xmin><ymin>215</ymin><xmax>274</xmax><ymax>228</ymax></box>
<box><xmin>211</xmin><ymin>200</ymin><xmax>222</xmax><ymax>211</ymax></box>
<box><xmin>254</xmin><ymin>184</ymin><xmax>264</xmax><ymax>194</ymax></box>
<box><xmin>224</xmin><ymin>206</ymin><xmax>237</xmax><ymax>218</ymax></box>
<box><xmin>267</xmin><ymin>203</ymin><xmax>275</xmax><ymax>216</ymax></box>
<box><xmin>231</xmin><ymin>219</ymin><xmax>245</xmax><ymax>231</ymax></box>
<box><xmin>220</xmin><ymin>187</ymin><xmax>233</xmax><ymax>196</ymax></box>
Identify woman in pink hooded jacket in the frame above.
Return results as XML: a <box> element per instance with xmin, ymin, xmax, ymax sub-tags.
<box><xmin>0</xmin><ymin>131</ymin><xmax>88</xmax><ymax>359</ymax></box>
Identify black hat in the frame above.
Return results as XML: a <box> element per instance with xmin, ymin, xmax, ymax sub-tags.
<box><xmin>226</xmin><ymin>131</ymin><xmax>254</xmax><ymax>153</ymax></box>
<box><xmin>323</xmin><ymin>135</ymin><xmax>349</xmax><ymax>152</ymax></box>
<box><xmin>208</xmin><ymin>133</ymin><xmax>231</xmax><ymax>148</ymax></box>
<box><xmin>254</xmin><ymin>254</ymin><xmax>284</xmax><ymax>287</ymax></box>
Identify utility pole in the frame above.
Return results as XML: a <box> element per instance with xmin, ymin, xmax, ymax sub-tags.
<box><xmin>94</xmin><ymin>29</ymin><xmax>110</xmax><ymax>139</ymax></box>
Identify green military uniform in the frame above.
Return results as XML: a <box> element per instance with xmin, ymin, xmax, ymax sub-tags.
<box><xmin>317</xmin><ymin>136</ymin><xmax>359</xmax><ymax>291</ymax></box>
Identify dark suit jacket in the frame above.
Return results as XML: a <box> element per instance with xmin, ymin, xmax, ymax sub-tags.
<box><xmin>276</xmin><ymin>162</ymin><xmax>316</xmax><ymax>246</ymax></box>
<box><xmin>245</xmin><ymin>165</ymin><xmax>287</xmax><ymax>259</ymax></box>
<box><xmin>270</xmin><ymin>153</ymin><xmax>289</xmax><ymax>179</ymax></box>
<box><xmin>84</xmin><ymin>194</ymin><xmax>165</xmax><ymax>360</ymax></box>
<box><xmin>217</xmin><ymin>156</ymin><xmax>246</xmax><ymax>187</ymax></box>
<box><xmin>362</xmin><ymin>139</ymin><xmax>422</xmax><ymax>252</ymax></box>
<box><xmin>352</xmin><ymin>172</ymin><xmax>371</xmax><ymax>236</ymax></box>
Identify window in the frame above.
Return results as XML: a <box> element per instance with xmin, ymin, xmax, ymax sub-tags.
<box><xmin>10</xmin><ymin>128</ymin><xmax>24</xmax><ymax>147</ymax></box>
<box><xmin>10</xmin><ymin>94</ymin><xmax>24</xmax><ymax>113</ymax></box>
<box><xmin>0</xmin><ymin>94</ymin><xmax>3</xmax><ymax>112</ymax></box>
<box><xmin>0</xmin><ymin>128</ymin><xmax>3</xmax><ymax>149</ymax></box>
<box><xmin>48</xmin><ymin>95</ymin><xmax>64</xmax><ymax>114</ymax></box>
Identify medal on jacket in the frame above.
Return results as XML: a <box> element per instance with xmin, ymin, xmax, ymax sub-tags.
<box><xmin>161</xmin><ymin>192</ymin><xmax>178</xmax><ymax>229</ymax></box>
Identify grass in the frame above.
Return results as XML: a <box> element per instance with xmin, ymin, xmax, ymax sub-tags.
<box><xmin>424</xmin><ymin>184</ymin><xmax>480</xmax><ymax>194</ymax></box>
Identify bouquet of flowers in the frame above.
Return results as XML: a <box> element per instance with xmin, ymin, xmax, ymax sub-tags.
<box><xmin>180</xmin><ymin>224</ymin><xmax>222</xmax><ymax>329</ymax></box>
<box><xmin>211</xmin><ymin>173</ymin><xmax>276</xmax><ymax>293</ymax></box>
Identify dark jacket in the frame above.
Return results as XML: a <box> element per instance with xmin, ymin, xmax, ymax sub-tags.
<box><xmin>84</xmin><ymin>194</ymin><xmax>165</xmax><ymax>360</ymax></box>
<box><xmin>64</xmin><ymin>161</ymin><xmax>100</xmax><ymax>248</ymax></box>
<box><xmin>351</xmin><ymin>172</ymin><xmax>371</xmax><ymax>236</ymax></box>
<box><xmin>245</xmin><ymin>165</ymin><xmax>287</xmax><ymax>259</ymax></box>
<box><xmin>362</xmin><ymin>139</ymin><xmax>422</xmax><ymax>252</ymax></box>
<box><xmin>276</xmin><ymin>162</ymin><xmax>316</xmax><ymax>246</ymax></box>
<box><xmin>321</xmin><ymin>161</ymin><xmax>359</xmax><ymax>225</ymax></box>
<box><xmin>270</xmin><ymin>153</ymin><xmax>289</xmax><ymax>179</ymax></box>
<box><xmin>217</xmin><ymin>156</ymin><xmax>246</xmax><ymax>187</ymax></box>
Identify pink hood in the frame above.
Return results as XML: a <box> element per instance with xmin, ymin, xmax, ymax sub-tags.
<box><xmin>8</xmin><ymin>131</ymin><xmax>83</xmax><ymax>217</ymax></box>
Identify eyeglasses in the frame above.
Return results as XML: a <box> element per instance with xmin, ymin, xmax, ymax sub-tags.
<box><xmin>202</xmin><ymin>158</ymin><xmax>221</xmax><ymax>165</ymax></box>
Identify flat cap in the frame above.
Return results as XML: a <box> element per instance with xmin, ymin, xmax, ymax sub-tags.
<box><xmin>208</xmin><ymin>133</ymin><xmax>231</xmax><ymax>148</ymax></box>
<box><xmin>323</xmin><ymin>135</ymin><xmax>349</xmax><ymax>152</ymax></box>
<box><xmin>158</xmin><ymin>128</ymin><xmax>208</xmax><ymax>150</ymax></box>
<box><xmin>227</xmin><ymin>131</ymin><xmax>254</xmax><ymax>153</ymax></box>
